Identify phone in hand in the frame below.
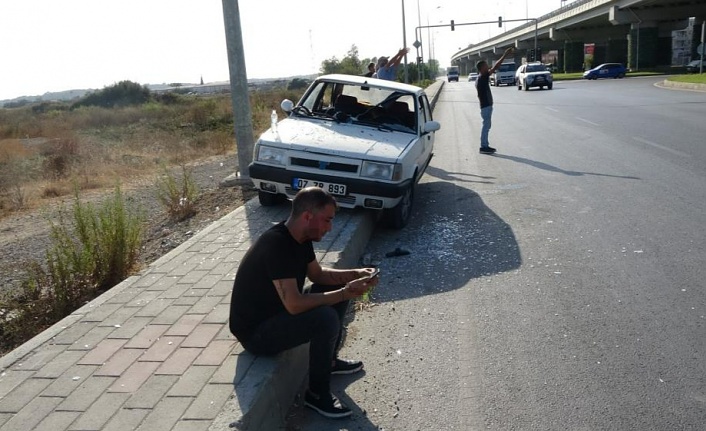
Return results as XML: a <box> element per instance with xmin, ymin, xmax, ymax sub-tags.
<box><xmin>366</xmin><ymin>268</ymin><xmax>380</xmax><ymax>280</ymax></box>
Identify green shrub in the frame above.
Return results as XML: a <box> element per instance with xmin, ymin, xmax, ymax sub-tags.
<box><xmin>155</xmin><ymin>164</ymin><xmax>199</xmax><ymax>221</ymax></box>
<box><xmin>72</xmin><ymin>80</ymin><xmax>151</xmax><ymax>109</ymax></box>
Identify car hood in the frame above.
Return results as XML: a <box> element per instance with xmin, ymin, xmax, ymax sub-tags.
<box><xmin>259</xmin><ymin>117</ymin><xmax>416</xmax><ymax>161</ymax></box>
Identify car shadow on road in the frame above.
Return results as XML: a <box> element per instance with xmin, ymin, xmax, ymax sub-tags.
<box><xmin>425</xmin><ymin>165</ymin><xmax>496</xmax><ymax>184</ymax></box>
<box><xmin>364</xmin><ymin>180</ymin><xmax>522</xmax><ymax>303</ymax></box>
<box><xmin>492</xmin><ymin>154</ymin><xmax>641</xmax><ymax>179</ymax></box>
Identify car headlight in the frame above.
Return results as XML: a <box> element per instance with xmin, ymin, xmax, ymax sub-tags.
<box><xmin>256</xmin><ymin>145</ymin><xmax>286</xmax><ymax>166</ymax></box>
<box><xmin>361</xmin><ymin>161</ymin><xmax>397</xmax><ymax>180</ymax></box>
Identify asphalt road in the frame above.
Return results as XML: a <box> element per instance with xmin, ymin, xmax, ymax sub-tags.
<box><xmin>288</xmin><ymin>76</ymin><xmax>706</xmax><ymax>431</ymax></box>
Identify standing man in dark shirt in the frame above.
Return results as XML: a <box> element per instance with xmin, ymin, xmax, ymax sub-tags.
<box><xmin>475</xmin><ymin>46</ymin><xmax>514</xmax><ymax>154</ymax></box>
<box><xmin>229</xmin><ymin>187</ymin><xmax>378</xmax><ymax>419</ymax></box>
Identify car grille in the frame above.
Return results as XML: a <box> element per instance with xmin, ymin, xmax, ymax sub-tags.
<box><xmin>290</xmin><ymin>157</ymin><xmax>358</xmax><ymax>173</ymax></box>
<box><xmin>285</xmin><ymin>187</ymin><xmax>357</xmax><ymax>206</ymax></box>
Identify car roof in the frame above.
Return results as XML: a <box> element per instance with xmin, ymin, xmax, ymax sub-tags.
<box><xmin>316</xmin><ymin>74</ymin><xmax>424</xmax><ymax>94</ymax></box>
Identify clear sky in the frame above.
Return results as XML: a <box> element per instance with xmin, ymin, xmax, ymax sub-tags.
<box><xmin>0</xmin><ymin>0</ymin><xmax>565</xmax><ymax>100</ymax></box>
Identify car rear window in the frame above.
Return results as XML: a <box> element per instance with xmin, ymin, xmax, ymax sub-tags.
<box><xmin>527</xmin><ymin>65</ymin><xmax>547</xmax><ymax>72</ymax></box>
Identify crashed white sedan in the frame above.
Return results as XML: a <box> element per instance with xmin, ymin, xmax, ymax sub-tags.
<box><xmin>249</xmin><ymin>74</ymin><xmax>440</xmax><ymax>228</ymax></box>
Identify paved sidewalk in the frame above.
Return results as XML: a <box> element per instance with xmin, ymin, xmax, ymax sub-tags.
<box><xmin>0</xmin><ymin>198</ymin><xmax>374</xmax><ymax>431</ymax></box>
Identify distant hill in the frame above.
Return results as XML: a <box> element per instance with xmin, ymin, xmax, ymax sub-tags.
<box><xmin>1</xmin><ymin>74</ymin><xmax>319</xmax><ymax>108</ymax></box>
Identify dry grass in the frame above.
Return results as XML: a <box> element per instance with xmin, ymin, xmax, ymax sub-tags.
<box><xmin>0</xmin><ymin>87</ymin><xmax>305</xmax><ymax>218</ymax></box>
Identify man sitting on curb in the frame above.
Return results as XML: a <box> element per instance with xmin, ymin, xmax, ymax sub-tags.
<box><xmin>229</xmin><ymin>187</ymin><xmax>378</xmax><ymax>419</ymax></box>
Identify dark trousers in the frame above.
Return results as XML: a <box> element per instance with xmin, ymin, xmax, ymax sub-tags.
<box><xmin>240</xmin><ymin>284</ymin><xmax>350</xmax><ymax>395</ymax></box>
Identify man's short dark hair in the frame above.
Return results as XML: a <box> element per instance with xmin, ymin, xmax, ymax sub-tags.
<box><xmin>476</xmin><ymin>60</ymin><xmax>487</xmax><ymax>71</ymax></box>
<box><xmin>291</xmin><ymin>187</ymin><xmax>338</xmax><ymax>218</ymax></box>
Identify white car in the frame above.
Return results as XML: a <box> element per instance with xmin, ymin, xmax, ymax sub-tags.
<box><xmin>249</xmin><ymin>74</ymin><xmax>440</xmax><ymax>228</ymax></box>
<box><xmin>516</xmin><ymin>62</ymin><xmax>553</xmax><ymax>91</ymax></box>
<box><xmin>468</xmin><ymin>72</ymin><xmax>479</xmax><ymax>82</ymax></box>
<box><xmin>490</xmin><ymin>62</ymin><xmax>516</xmax><ymax>86</ymax></box>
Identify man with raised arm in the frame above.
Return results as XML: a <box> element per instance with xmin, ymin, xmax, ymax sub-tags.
<box><xmin>475</xmin><ymin>46</ymin><xmax>515</xmax><ymax>154</ymax></box>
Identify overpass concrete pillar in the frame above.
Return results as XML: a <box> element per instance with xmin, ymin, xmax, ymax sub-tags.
<box><xmin>564</xmin><ymin>41</ymin><xmax>584</xmax><ymax>73</ymax></box>
<box><xmin>606</xmin><ymin>38</ymin><xmax>628</xmax><ymax>64</ymax></box>
<box><xmin>628</xmin><ymin>23</ymin><xmax>658</xmax><ymax>70</ymax></box>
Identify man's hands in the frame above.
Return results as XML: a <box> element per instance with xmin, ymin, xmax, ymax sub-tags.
<box><xmin>343</xmin><ymin>268</ymin><xmax>380</xmax><ymax>300</ymax></box>
<box><xmin>504</xmin><ymin>46</ymin><xmax>515</xmax><ymax>56</ymax></box>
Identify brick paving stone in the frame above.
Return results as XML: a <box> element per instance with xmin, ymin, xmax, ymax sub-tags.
<box><xmin>130</xmin><ymin>273</ymin><xmax>164</xmax><ymax>289</ymax></box>
<box><xmin>0</xmin><ymin>378</ymin><xmax>52</xmax><ymax>413</ymax></box>
<box><xmin>107</xmin><ymin>316</ymin><xmax>153</xmax><ymax>339</ymax></box>
<box><xmin>68</xmin><ymin>326</ymin><xmax>116</xmax><ymax>351</ymax></box>
<box><xmin>206</xmin><ymin>280</ymin><xmax>233</xmax><ymax>297</ymax></box>
<box><xmin>77</xmin><ymin>339</ymin><xmax>127</xmax><ymax>365</ymax></box>
<box><xmin>152</xmin><ymin>305</ymin><xmax>191</xmax><ymax>324</ymax></box>
<box><xmin>127</xmin><ymin>290</ymin><xmax>161</xmax><ymax>308</ymax></box>
<box><xmin>97</xmin><ymin>305</ymin><xmax>139</xmax><ymax>327</ymax></box>
<box><xmin>0</xmin><ymin>370</ymin><xmax>34</xmax><ymax>398</ymax></box>
<box><xmin>51</xmin><ymin>322</ymin><xmax>98</xmax><ymax>346</ymax></box>
<box><xmin>221</xmin><ymin>272</ymin><xmax>236</xmax><ymax>281</ymax></box>
<box><xmin>79</xmin><ymin>303</ymin><xmax>122</xmax><ymax>323</ymax></box>
<box><xmin>67</xmin><ymin>392</ymin><xmax>129</xmax><ymax>431</ymax></box>
<box><xmin>124</xmin><ymin>375</ymin><xmax>179</xmax><ymax>409</ymax></box>
<box><xmin>181</xmin><ymin>324</ymin><xmax>221</xmax><ymax>348</ymax></box>
<box><xmin>203</xmin><ymin>303</ymin><xmax>230</xmax><ymax>324</ymax></box>
<box><xmin>135</xmin><ymin>396</ymin><xmax>193</xmax><ymax>431</ymax></box>
<box><xmin>108</xmin><ymin>361</ymin><xmax>161</xmax><ymax>393</ymax></box>
<box><xmin>223</xmin><ymin>249</ymin><xmax>244</xmax><ymax>263</ymax></box>
<box><xmin>172</xmin><ymin>296</ymin><xmax>200</xmax><ymax>306</ymax></box>
<box><xmin>183</xmin><ymin>383</ymin><xmax>234</xmax><ymax>420</ymax></box>
<box><xmin>164</xmin><ymin>314</ymin><xmax>205</xmax><ymax>337</ymax></box>
<box><xmin>95</xmin><ymin>348</ymin><xmax>143</xmax><ymax>377</ymax></box>
<box><xmin>168</xmin><ymin>262</ymin><xmax>199</xmax><ymax>277</ymax></box>
<box><xmin>158</xmin><ymin>284</ymin><xmax>191</xmax><ymax>299</ymax></box>
<box><xmin>33</xmin><ymin>411</ymin><xmax>80</xmax><ymax>431</ymax></box>
<box><xmin>187</xmin><ymin>296</ymin><xmax>221</xmax><ymax>315</ymax></box>
<box><xmin>214</xmin><ymin>325</ymin><xmax>236</xmax><ymax>341</ymax></box>
<box><xmin>166</xmin><ymin>366</ymin><xmax>217</xmax><ymax>397</ymax></box>
<box><xmin>139</xmin><ymin>336</ymin><xmax>184</xmax><ymax>362</ymax></box>
<box><xmin>206</xmin><ymin>262</ymin><xmax>231</xmax><ymax>276</ymax></box>
<box><xmin>56</xmin><ymin>376</ymin><xmax>115</xmax><ymax>411</ymax></box>
<box><xmin>182</xmin><ymin>288</ymin><xmax>210</xmax><ymax>298</ymax></box>
<box><xmin>172</xmin><ymin>420</ymin><xmax>211</xmax><ymax>431</ymax></box>
<box><xmin>41</xmin><ymin>365</ymin><xmax>98</xmax><ymax>397</ymax></box>
<box><xmin>0</xmin><ymin>396</ymin><xmax>62</xmax><ymax>431</ymax></box>
<box><xmin>176</xmin><ymin>269</ymin><xmax>209</xmax><ymax>285</ymax></box>
<box><xmin>34</xmin><ymin>350</ymin><xmax>86</xmax><ymax>378</ymax></box>
<box><xmin>193</xmin><ymin>274</ymin><xmax>223</xmax><ymax>289</ymax></box>
<box><xmin>193</xmin><ymin>340</ymin><xmax>235</xmax><ymax>366</ymax></box>
<box><xmin>188</xmin><ymin>255</ymin><xmax>222</xmax><ymax>271</ymax></box>
<box><xmin>186</xmin><ymin>240</ymin><xmax>211</xmax><ymax>253</ymax></box>
<box><xmin>0</xmin><ymin>413</ymin><xmax>10</xmax><ymax>428</ymax></box>
<box><xmin>155</xmin><ymin>348</ymin><xmax>202</xmax><ymax>375</ymax></box>
<box><xmin>105</xmin><ymin>288</ymin><xmax>142</xmax><ymax>305</ymax></box>
<box><xmin>210</xmin><ymin>354</ymin><xmax>254</xmax><ymax>385</ymax></box>
<box><xmin>198</xmin><ymin>242</ymin><xmax>226</xmax><ymax>254</ymax></box>
<box><xmin>101</xmin><ymin>408</ymin><xmax>149</xmax><ymax>431</ymax></box>
<box><xmin>148</xmin><ymin>275</ymin><xmax>180</xmax><ymax>291</ymax></box>
<box><xmin>12</xmin><ymin>343</ymin><xmax>66</xmax><ymax>371</ymax></box>
<box><xmin>134</xmin><ymin>297</ymin><xmax>174</xmax><ymax>318</ymax></box>
<box><xmin>124</xmin><ymin>325</ymin><xmax>169</xmax><ymax>349</ymax></box>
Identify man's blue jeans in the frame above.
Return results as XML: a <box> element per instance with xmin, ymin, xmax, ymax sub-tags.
<box><xmin>480</xmin><ymin>106</ymin><xmax>493</xmax><ymax>148</ymax></box>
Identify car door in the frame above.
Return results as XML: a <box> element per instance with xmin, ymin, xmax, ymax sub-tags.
<box><xmin>417</xmin><ymin>94</ymin><xmax>434</xmax><ymax>175</ymax></box>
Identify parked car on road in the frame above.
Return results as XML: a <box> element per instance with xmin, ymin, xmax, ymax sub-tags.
<box><xmin>686</xmin><ymin>59</ymin><xmax>706</xmax><ymax>73</ymax></box>
<box><xmin>468</xmin><ymin>72</ymin><xmax>479</xmax><ymax>82</ymax></box>
<box><xmin>249</xmin><ymin>74</ymin><xmax>440</xmax><ymax>228</ymax></box>
<box><xmin>583</xmin><ymin>63</ymin><xmax>627</xmax><ymax>80</ymax></box>
<box><xmin>516</xmin><ymin>62</ymin><xmax>553</xmax><ymax>90</ymax></box>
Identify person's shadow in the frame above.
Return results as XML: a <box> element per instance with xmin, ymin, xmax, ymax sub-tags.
<box><xmin>425</xmin><ymin>165</ymin><xmax>496</xmax><ymax>184</ymax></box>
<box><xmin>492</xmin><ymin>154</ymin><xmax>641</xmax><ymax>179</ymax></box>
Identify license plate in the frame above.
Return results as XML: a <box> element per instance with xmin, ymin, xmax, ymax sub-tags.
<box><xmin>292</xmin><ymin>178</ymin><xmax>347</xmax><ymax>196</ymax></box>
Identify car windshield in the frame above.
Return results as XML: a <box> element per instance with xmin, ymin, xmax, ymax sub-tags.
<box><xmin>297</xmin><ymin>80</ymin><xmax>417</xmax><ymax>134</ymax></box>
<box><xmin>498</xmin><ymin>63</ymin><xmax>516</xmax><ymax>72</ymax></box>
<box><xmin>527</xmin><ymin>64</ymin><xmax>547</xmax><ymax>72</ymax></box>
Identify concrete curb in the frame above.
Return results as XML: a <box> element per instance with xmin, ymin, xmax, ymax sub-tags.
<box><xmin>656</xmin><ymin>79</ymin><xmax>706</xmax><ymax>92</ymax></box>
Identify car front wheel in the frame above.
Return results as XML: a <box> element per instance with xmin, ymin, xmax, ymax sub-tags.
<box><xmin>385</xmin><ymin>184</ymin><xmax>414</xmax><ymax>229</ymax></box>
<box><xmin>258</xmin><ymin>190</ymin><xmax>285</xmax><ymax>207</ymax></box>
<box><xmin>548</xmin><ymin>83</ymin><xmax>553</xmax><ymax>90</ymax></box>
<box><xmin>523</xmin><ymin>80</ymin><xmax>529</xmax><ymax>91</ymax></box>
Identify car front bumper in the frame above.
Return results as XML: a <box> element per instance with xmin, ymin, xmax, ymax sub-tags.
<box><xmin>249</xmin><ymin>163</ymin><xmax>412</xmax><ymax>209</ymax></box>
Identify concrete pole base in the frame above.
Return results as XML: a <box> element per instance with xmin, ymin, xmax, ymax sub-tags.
<box><xmin>219</xmin><ymin>172</ymin><xmax>252</xmax><ymax>188</ymax></box>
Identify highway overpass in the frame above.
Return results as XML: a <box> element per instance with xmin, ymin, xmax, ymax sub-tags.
<box><xmin>451</xmin><ymin>0</ymin><xmax>706</xmax><ymax>74</ymax></box>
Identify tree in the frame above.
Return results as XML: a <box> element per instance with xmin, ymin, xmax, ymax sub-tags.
<box><xmin>320</xmin><ymin>45</ymin><xmax>365</xmax><ymax>75</ymax></box>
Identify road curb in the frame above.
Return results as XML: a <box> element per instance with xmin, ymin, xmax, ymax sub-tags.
<box><xmin>655</xmin><ymin>79</ymin><xmax>706</xmax><ymax>92</ymax></box>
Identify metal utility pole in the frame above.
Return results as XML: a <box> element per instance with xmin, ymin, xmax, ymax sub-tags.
<box><xmin>222</xmin><ymin>0</ymin><xmax>254</xmax><ymax>180</ymax></box>
<box><xmin>701</xmin><ymin>20</ymin><xmax>705</xmax><ymax>74</ymax></box>
<box><xmin>402</xmin><ymin>0</ymin><xmax>409</xmax><ymax>83</ymax></box>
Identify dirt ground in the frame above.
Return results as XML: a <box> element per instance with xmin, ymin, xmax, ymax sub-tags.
<box><xmin>0</xmin><ymin>153</ymin><xmax>258</xmax><ymax>297</ymax></box>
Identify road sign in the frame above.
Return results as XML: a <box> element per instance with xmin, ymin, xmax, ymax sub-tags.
<box><xmin>413</xmin><ymin>40</ymin><xmax>422</xmax><ymax>49</ymax></box>
<box><xmin>698</xmin><ymin>43</ymin><xmax>704</xmax><ymax>57</ymax></box>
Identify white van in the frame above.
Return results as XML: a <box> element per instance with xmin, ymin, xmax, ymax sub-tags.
<box><xmin>490</xmin><ymin>62</ymin><xmax>516</xmax><ymax>86</ymax></box>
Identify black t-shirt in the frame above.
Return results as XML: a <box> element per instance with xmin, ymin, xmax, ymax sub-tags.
<box><xmin>476</xmin><ymin>70</ymin><xmax>493</xmax><ymax>108</ymax></box>
<box><xmin>229</xmin><ymin>222</ymin><xmax>315</xmax><ymax>342</ymax></box>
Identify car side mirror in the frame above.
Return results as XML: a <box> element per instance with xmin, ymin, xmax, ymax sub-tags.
<box><xmin>281</xmin><ymin>99</ymin><xmax>294</xmax><ymax>113</ymax></box>
<box><xmin>422</xmin><ymin>120</ymin><xmax>441</xmax><ymax>134</ymax></box>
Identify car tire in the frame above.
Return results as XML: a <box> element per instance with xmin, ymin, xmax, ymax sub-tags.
<box><xmin>385</xmin><ymin>183</ymin><xmax>414</xmax><ymax>229</ymax></box>
<box><xmin>517</xmin><ymin>81</ymin><xmax>522</xmax><ymax>90</ymax></box>
<box><xmin>523</xmin><ymin>80</ymin><xmax>529</xmax><ymax>91</ymax></box>
<box><xmin>618</xmin><ymin>73</ymin><xmax>625</xmax><ymax>78</ymax></box>
<box><xmin>258</xmin><ymin>190</ymin><xmax>285</xmax><ymax>207</ymax></box>
<box><xmin>548</xmin><ymin>83</ymin><xmax>553</xmax><ymax>90</ymax></box>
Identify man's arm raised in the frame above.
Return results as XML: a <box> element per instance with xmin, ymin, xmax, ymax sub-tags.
<box><xmin>489</xmin><ymin>47</ymin><xmax>515</xmax><ymax>74</ymax></box>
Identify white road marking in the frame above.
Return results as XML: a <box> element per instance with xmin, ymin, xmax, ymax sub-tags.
<box><xmin>575</xmin><ymin>117</ymin><xmax>600</xmax><ymax>126</ymax></box>
<box><xmin>632</xmin><ymin>136</ymin><xmax>690</xmax><ymax>158</ymax></box>
<box><xmin>545</xmin><ymin>106</ymin><xmax>559</xmax><ymax>112</ymax></box>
